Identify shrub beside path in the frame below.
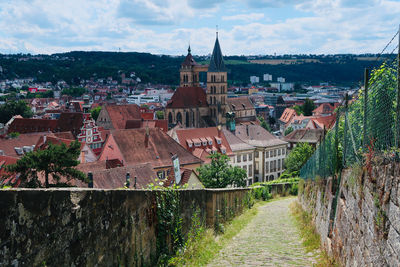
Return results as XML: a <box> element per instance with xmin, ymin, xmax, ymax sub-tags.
<box><xmin>208</xmin><ymin>197</ymin><xmax>317</xmax><ymax>266</ymax></box>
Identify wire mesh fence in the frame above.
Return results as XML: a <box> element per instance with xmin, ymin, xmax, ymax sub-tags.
<box><xmin>300</xmin><ymin>53</ymin><xmax>399</xmax><ymax>180</ymax></box>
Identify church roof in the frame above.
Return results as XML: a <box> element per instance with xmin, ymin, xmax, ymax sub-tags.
<box><xmin>181</xmin><ymin>46</ymin><xmax>198</xmax><ymax>67</ymax></box>
<box><xmin>208</xmin><ymin>36</ymin><xmax>227</xmax><ymax>72</ymax></box>
<box><xmin>166</xmin><ymin>87</ymin><xmax>208</xmax><ymax>109</ymax></box>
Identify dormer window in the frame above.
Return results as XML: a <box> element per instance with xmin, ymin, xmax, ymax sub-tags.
<box><xmin>215</xmin><ymin>137</ymin><xmax>222</xmax><ymax>145</ymax></box>
<box><xmin>187</xmin><ymin>139</ymin><xmax>193</xmax><ymax>148</ymax></box>
<box><xmin>206</xmin><ymin>137</ymin><xmax>213</xmax><ymax>145</ymax></box>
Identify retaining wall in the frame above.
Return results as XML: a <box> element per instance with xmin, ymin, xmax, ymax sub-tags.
<box><xmin>0</xmin><ymin>188</ymin><xmax>250</xmax><ymax>266</ymax></box>
<box><xmin>299</xmin><ymin>162</ymin><xmax>400</xmax><ymax>266</ymax></box>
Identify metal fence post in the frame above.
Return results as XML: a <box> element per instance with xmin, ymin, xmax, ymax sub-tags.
<box><xmin>343</xmin><ymin>93</ymin><xmax>349</xmax><ymax>168</ymax></box>
<box><xmin>363</xmin><ymin>68</ymin><xmax>369</xmax><ymax>151</ymax></box>
<box><xmin>397</xmin><ymin>25</ymin><xmax>400</xmax><ymax>149</ymax></box>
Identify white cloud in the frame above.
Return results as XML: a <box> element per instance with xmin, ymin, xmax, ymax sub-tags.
<box><xmin>222</xmin><ymin>13</ymin><xmax>265</xmax><ymax>22</ymax></box>
<box><xmin>0</xmin><ymin>0</ymin><xmax>399</xmax><ymax>55</ymax></box>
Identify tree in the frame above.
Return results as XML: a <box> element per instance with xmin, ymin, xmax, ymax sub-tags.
<box><xmin>90</xmin><ymin>106</ymin><xmax>102</xmax><ymax>121</ymax></box>
<box><xmin>302</xmin><ymin>98</ymin><xmax>316</xmax><ymax>116</ymax></box>
<box><xmin>197</xmin><ymin>153</ymin><xmax>247</xmax><ymax>188</ymax></box>
<box><xmin>258</xmin><ymin>116</ymin><xmax>271</xmax><ymax>132</ymax></box>
<box><xmin>292</xmin><ymin>105</ymin><xmax>303</xmax><ymax>115</ymax></box>
<box><xmin>284</xmin><ymin>127</ymin><xmax>294</xmax><ymax>136</ymax></box>
<box><xmin>284</xmin><ymin>142</ymin><xmax>314</xmax><ymax>173</ymax></box>
<box><xmin>156</xmin><ymin>110</ymin><xmax>164</xmax><ymax>120</ymax></box>
<box><xmin>5</xmin><ymin>140</ymin><xmax>87</xmax><ymax>188</ymax></box>
<box><xmin>0</xmin><ymin>100</ymin><xmax>33</xmax><ymax>124</ymax></box>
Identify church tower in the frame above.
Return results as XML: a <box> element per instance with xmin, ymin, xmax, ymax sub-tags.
<box><xmin>207</xmin><ymin>34</ymin><xmax>227</xmax><ymax>125</ymax></box>
<box><xmin>180</xmin><ymin>46</ymin><xmax>200</xmax><ymax>87</ymax></box>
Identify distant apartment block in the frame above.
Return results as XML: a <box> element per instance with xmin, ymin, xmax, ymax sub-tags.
<box><xmin>263</xmin><ymin>74</ymin><xmax>272</xmax><ymax>81</ymax></box>
<box><xmin>250</xmin><ymin>76</ymin><xmax>259</xmax><ymax>84</ymax></box>
<box><xmin>277</xmin><ymin>77</ymin><xmax>285</xmax><ymax>83</ymax></box>
<box><xmin>270</xmin><ymin>82</ymin><xmax>294</xmax><ymax>92</ymax></box>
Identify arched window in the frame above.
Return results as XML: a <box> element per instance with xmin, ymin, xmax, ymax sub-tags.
<box><xmin>176</xmin><ymin>112</ymin><xmax>182</xmax><ymax>124</ymax></box>
<box><xmin>185</xmin><ymin>112</ymin><xmax>190</xmax><ymax>127</ymax></box>
<box><xmin>168</xmin><ymin>112</ymin><xmax>173</xmax><ymax>124</ymax></box>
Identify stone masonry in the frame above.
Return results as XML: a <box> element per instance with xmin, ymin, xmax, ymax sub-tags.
<box><xmin>299</xmin><ymin>162</ymin><xmax>400</xmax><ymax>266</ymax></box>
<box><xmin>0</xmin><ymin>188</ymin><xmax>250</xmax><ymax>266</ymax></box>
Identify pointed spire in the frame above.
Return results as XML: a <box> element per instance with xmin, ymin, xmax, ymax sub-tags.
<box><xmin>188</xmin><ymin>44</ymin><xmax>191</xmax><ymax>54</ymax></box>
<box><xmin>208</xmin><ymin>33</ymin><xmax>226</xmax><ymax>72</ymax></box>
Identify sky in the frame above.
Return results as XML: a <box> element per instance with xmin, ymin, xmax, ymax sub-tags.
<box><xmin>0</xmin><ymin>0</ymin><xmax>399</xmax><ymax>55</ymax></box>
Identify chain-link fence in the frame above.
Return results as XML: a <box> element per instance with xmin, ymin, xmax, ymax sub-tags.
<box><xmin>300</xmin><ymin>50</ymin><xmax>399</xmax><ymax>180</ymax></box>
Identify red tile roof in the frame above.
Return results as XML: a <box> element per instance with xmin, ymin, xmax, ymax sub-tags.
<box><xmin>166</xmin><ymin>87</ymin><xmax>208</xmax><ymax>109</ymax></box>
<box><xmin>227</xmin><ymin>96</ymin><xmax>255</xmax><ymax>111</ymax></box>
<box><xmin>8</xmin><ymin>118</ymin><xmax>58</xmax><ymax>134</ymax></box>
<box><xmin>175</xmin><ymin>127</ymin><xmax>233</xmax><ymax>158</ymax></box>
<box><xmin>141</xmin><ymin>112</ymin><xmax>154</xmax><ymax>120</ymax></box>
<box><xmin>0</xmin><ymin>155</ymin><xmax>18</xmax><ymax>186</ymax></box>
<box><xmin>279</xmin><ymin>108</ymin><xmax>297</xmax><ymax>124</ymax></box>
<box><xmin>101</xmin><ymin>128</ymin><xmax>202</xmax><ymax>168</ymax></box>
<box><xmin>308</xmin><ymin>114</ymin><xmax>336</xmax><ymax>130</ymax></box>
<box><xmin>312</xmin><ymin>103</ymin><xmax>335</xmax><ymax>116</ymax></box>
<box><xmin>76</xmin><ymin>162</ymin><xmax>157</xmax><ymax>189</ymax></box>
<box><xmin>0</xmin><ymin>132</ymin><xmax>51</xmax><ymax>157</ymax></box>
<box><xmin>105</xmin><ymin>104</ymin><xmax>141</xmax><ymax>129</ymax></box>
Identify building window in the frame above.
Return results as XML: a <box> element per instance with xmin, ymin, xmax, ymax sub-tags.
<box><xmin>266</xmin><ymin>151</ymin><xmax>269</xmax><ymax>158</ymax></box>
<box><xmin>265</xmin><ymin>162</ymin><xmax>269</xmax><ymax>173</ymax></box>
<box><xmin>255</xmin><ymin>151</ymin><xmax>259</xmax><ymax>158</ymax></box>
<box><xmin>282</xmin><ymin>148</ymin><xmax>286</xmax><ymax>155</ymax></box>
<box><xmin>243</xmin><ymin>165</ymin><xmax>247</xmax><ymax>173</ymax></box>
<box><xmin>243</xmin><ymin>154</ymin><xmax>247</xmax><ymax>162</ymax></box>
<box><xmin>249</xmin><ymin>153</ymin><xmax>252</xmax><ymax>161</ymax></box>
<box><xmin>157</xmin><ymin>171</ymin><xmax>165</xmax><ymax>179</ymax></box>
<box><xmin>278</xmin><ymin>159</ymin><xmax>281</xmax><ymax>171</ymax></box>
<box><xmin>248</xmin><ymin>164</ymin><xmax>252</xmax><ymax>177</ymax></box>
<box><xmin>237</xmin><ymin>155</ymin><xmax>241</xmax><ymax>163</ymax></box>
<box><xmin>278</xmin><ymin>149</ymin><xmax>281</xmax><ymax>156</ymax></box>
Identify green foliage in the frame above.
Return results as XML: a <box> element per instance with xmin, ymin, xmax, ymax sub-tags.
<box><xmin>5</xmin><ymin>140</ymin><xmax>87</xmax><ymax>188</ymax></box>
<box><xmin>0</xmin><ymin>100</ymin><xmax>33</xmax><ymax>124</ymax></box>
<box><xmin>258</xmin><ymin>116</ymin><xmax>271</xmax><ymax>132</ymax></box>
<box><xmin>197</xmin><ymin>153</ymin><xmax>247</xmax><ymax>188</ymax></box>
<box><xmin>284</xmin><ymin>126</ymin><xmax>294</xmax><ymax>136</ymax></box>
<box><xmin>154</xmin><ymin>187</ymin><xmax>184</xmax><ymax>265</ymax></box>
<box><xmin>252</xmin><ymin>186</ymin><xmax>272</xmax><ymax>201</ymax></box>
<box><xmin>292</xmin><ymin>105</ymin><xmax>303</xmax><ymax>115</ymax></box>
<box><xmin>285</xmin><ymin>143</ymin><xmax>314</xmax><ymax>173</ymax></box>
<box><xmin>61</xmin><ymin>87</ymin><xmax>86</xmax><ymax>97</ymax></box>
<box><xmin>302</xmin><ymin>98</ymin><xmax>316</xmax><ymax>116</ymax></box>
<box><xmin>156</xmin><ymin>110</ymin><xmax>164</xmax><ymax>120</ymax></box>
<box><xmin>90</xmin><ymin>106</ymin><xmax>102</xmax><ymax>121</ymax></box>
<box><xmin>8</xmin><ymin>132</ymin><xmax>20</xmax><ymax>138</ymax></box>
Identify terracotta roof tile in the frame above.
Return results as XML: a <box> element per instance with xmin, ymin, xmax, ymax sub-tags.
<box><xmin>283</xmin><ymin>128</ymin><xmax>324</xmax><ymax>144</ymax></box>
<box><xmin>175</xmin><ymin>127</ymin><xmax>233</xmax><ymax>156</ymax></box>
<box><xmin>279</xmin><ymin>108</ymin><xmax>297</xmax><ymax>124</ymax></box>
<box><xmin>235</xmin><ymin>124</ymin><xmax>287</xmax><ymax>147</ymax></box>
<box><xmin>104</xmin><ymin>128</ymin><xmax>202</xmax><ymax>168</ymax></box>
<box><xmin>105</xmin><ymin>104</ymin><xmax>141</xmax><ymax>129</ymax></box>
<box><xmin>166</xmin><ymin>87</ymin><xmax>208</xmax><ymax>109</ymax></box>
<box><xmin>227</xmin><ymin>96</ymin><xmax>255</xmax><ymax>111</ymax></box>
<box><xmin>0</xmin><ymin>132</ymin><xmax>52</xmax><ymax>157</ymax></box>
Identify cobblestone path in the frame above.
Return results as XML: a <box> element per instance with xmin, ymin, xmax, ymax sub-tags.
<box><xmin>208</xmin><ymin>197</ymin><xmax>317</xmax><ymax>266</ymax></box>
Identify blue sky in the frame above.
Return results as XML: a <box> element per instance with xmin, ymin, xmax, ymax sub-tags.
<box><xmin>0</xmin><ymin>0</ymin><xmax>399</xmax><ymax>55</ymax></box>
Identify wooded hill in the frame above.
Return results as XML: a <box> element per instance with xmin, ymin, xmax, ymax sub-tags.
<box><xmin>0</xmin><ymin>52</ymin><xmax>386</xmax><ymax>87</ymax></box>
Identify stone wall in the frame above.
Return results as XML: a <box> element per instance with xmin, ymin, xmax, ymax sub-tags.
<box><xmin>0</xmin><ymin>188</ymin><xmax>250</xmax><ymax>266</ymax></box>
<box><xmin>299</xmin><ymin>162</ymin><xmax>400</xmax><ymax>266</ymax></box>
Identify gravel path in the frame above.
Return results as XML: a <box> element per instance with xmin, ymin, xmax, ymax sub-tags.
<box><xmin>208</xmin><ymin>197</ymin><xmax>317</xmax><ymax>266</ymax></box>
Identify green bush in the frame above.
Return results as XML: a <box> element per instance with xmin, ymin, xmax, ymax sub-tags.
<box><xmin>252</xmin><ymin>186</ymin><xmax>272</xmax><ymax>201</ymax></box>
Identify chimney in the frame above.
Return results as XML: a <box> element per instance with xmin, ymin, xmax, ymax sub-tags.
<box><xmin>88</xmin><ymin>172</ymin><xmax>93</xmax><ymax>188</ymax></box>
<box><xmin>144</xmin><ymin>127</ymin><xmax>150</xmax><ymax>148</ymax></box>
<box><xmin>43</xmin><ymin>135</ymin><xmax>47</xmax><ymax>144</ymax></box>
<box><xmin>217</xmin><ymin>125</ymin><xmax>222</xmax><ymax>138</ymax></box>
<box><xmin>125</xmin><ymin>172</ymin><xmax>130</xmax><ymax>188</ymax></box>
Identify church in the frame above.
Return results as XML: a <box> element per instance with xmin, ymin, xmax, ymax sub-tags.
<box><xmin>166</xmin><ymin>34</ymin><xmax>228</xmax><ymax>128</ymax></box>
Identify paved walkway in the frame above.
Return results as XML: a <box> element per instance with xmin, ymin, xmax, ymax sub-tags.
<box><xmin>208</xmin><ymin>197</ymin><xmax>317</xmax><ymax>266</ymax></box>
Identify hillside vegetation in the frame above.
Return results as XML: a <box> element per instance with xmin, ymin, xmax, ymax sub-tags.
<box><xmin>0</xmin><ymin>52</ymin><xmax>386</xmax><ymax>86</ymax></box>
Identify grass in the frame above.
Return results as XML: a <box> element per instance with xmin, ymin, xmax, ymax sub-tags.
<box><xmin>169</xmin><ymin>200</ymin><xmax>268</xmax><ymax>266</ymax></box>
<box><xmin>290</xmin><ymin>201</ymin><xmax>338</xmax><ymax>267</ymax></box>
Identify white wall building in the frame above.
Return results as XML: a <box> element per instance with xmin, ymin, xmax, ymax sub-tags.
<box><xmin>250</xmin><ymin>76</ymin><xmax>260</xmax><ymax>84</ymax></box>
<box><xmin>127</xmin><ymin>95</ymin><xmax>160</xmax><ymax>105</ymax></box>
<box><xmin>263</xmin><ymin>74</ymin><xmax>272</xmax><ymax>81</ymax></box>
